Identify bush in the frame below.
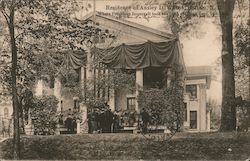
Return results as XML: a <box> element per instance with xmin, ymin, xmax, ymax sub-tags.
<box><xmin>30</xmin><ymin>95</ymin><xmax>58</xmax><ymax>135</ymax></box>
<box><xmin>138</xmin><ymin>84</ymin><xmax>184</xmax><ymax>132</ymax></box>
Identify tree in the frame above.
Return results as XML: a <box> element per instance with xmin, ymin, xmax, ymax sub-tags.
<box><xmin>216</xmin><ymin>0</ymin><xmax>237</xmax><ymax>131</ymax></box>
<box><xmin>233</xmin><ymin>9</ymin><xmax>249</xmax><ymax>129</ymax></box>
<box><xmin>234</xmin><ymin>20</ymin><xmax>250</xmax><ymax>100</ymax></box>
<box><xmin>30</xmin><ymin>95</ymin><xmax>58</xmax><ymax>135</ymax></box>
<box><xmin>0</xmin><ymin>0</ymin><xmax>114</xmax><ymax>158</ymax></box>
<box><xmin>0</xmin><ymin>0</ymin><xmax>125</xmax><ymax>158</ymax></box>
<box><xmin>0</xmin><ymin>0</ymin><xmax>20</xmax><ymax>158</ymax></box>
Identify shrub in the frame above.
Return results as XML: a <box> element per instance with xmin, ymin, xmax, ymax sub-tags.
<box><xmin>30</xmin><ymin>95</ymin><xmax>58</xmax><ymax>135</ymax></box>
<box><xmin>138</xmin><ymin>84</ymin><xmax>184</xmax><ymax>132</ymax></box>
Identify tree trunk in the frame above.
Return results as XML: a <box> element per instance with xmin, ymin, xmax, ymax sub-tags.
<box><xmin>19</xmin><ymin>100</ymin><xmax>25</xmax><ymax>134</ymax></box>
<box><xmin>217</xmin><ymin>0</ymin><xmax>236</xmax><ymax>131</ymax></box>
<box><xmin>7</xmin><ymin>4</ymin><xmax>21</xmax><ymax>159</ymax></box>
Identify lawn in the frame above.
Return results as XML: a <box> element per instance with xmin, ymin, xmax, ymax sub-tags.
<box><xmin>0</xmin><ymin>132</ymin><xmax>249</xmax><ymax>160</ymax></box>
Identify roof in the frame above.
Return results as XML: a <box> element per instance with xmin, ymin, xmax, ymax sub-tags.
<box><xmin>186</xmin><ymin>66</ymin><xmax>212</xmax><ymax>88</ymax></box>
<box><xmin>82</xmin><ymin>11</ymin><xmax>176</xmax><ymax>40</ymax></box>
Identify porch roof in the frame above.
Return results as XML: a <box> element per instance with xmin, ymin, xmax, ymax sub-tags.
<box><xmin>186</xmin><ymin>66</ymin><xmax>212</xmax><ymax>88</ymax></box>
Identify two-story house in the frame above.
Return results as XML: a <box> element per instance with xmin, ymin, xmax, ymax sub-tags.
<box><xmin>0</xmin><ymin>12</ymin><xmax>212</xmax><ymax>134</ymax></box>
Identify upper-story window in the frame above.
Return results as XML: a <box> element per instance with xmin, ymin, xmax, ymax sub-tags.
<box><xmin>186</xmin><ymin>85</ymin><xmax>197</xmax><ymax>99</ymax></box>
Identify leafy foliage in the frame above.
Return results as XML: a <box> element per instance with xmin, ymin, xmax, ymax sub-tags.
<box><xmin>81</xmin><ymin>68</ymin><xmax>135</xmax><ymax>109</ymax></box>
<box><xmin>234</xmin><ymin>20</ymin><xmax>250</xmax><ymax>100</ymax></box>
<box><xmin>207</xmin><ymin>98</ymin><xmax>221</xmax><ymax>130</ymax></box>
<box><xmin>0</xmin><ymin>0</ymin><xmax>116</xmax><ymax>142</ymax></box>
<box><xmin>138</xmin><ymin>82</ymin><xmax>184</xmax><ymax>131</ymax></box>
<box><xmin>30</xmin><ymin>95</ymin><xmax>58</xmax><ymax>135</ymax></box>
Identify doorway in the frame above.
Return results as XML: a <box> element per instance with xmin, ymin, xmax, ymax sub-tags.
<box><xmin>190</xmin><ymin>111</ymin><xmax>197</xmax><ymax>129</ymax></box>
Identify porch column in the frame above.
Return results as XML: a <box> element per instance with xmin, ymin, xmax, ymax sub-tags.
<box><xmin>199</xmin><ymin>84</ymin><xmax>207</xmax><ymax>131</ymax></box>
<box><xmin>135</xmin><ymin>69</ymin><xmax>143</xmax><ymax>112</ymax></box>
<box><xmin>54</xmin><ymin>77</ymin><xmax>62</xmax><ymax>112</ymax></box>
<box><xmin>108</xmin><ymin>89</ymin><xmax>115</xmax><ymax>111</ymax></box>
<box><xmin>107</xmin><ymin>69</ymin><xmax>115</xmax><ymax>111</ymax></box>
<box><xmin>86</xmin><ymin>48</ymin><xmax>93</xmax><ymax>80</ymax></box>
<box><xmin>167</xmin><ymin>68</ymin><xmax>172</xmax><ymax>87</ymax></box>
<box><xmin>206</xmin><ymin>110</ymin><xmax>211</xmax><ymax>131</ymax></box>
<box><xmin>79</xmin><ymin>102</ymin><xmax>88</xmax><ymax>133</ymax></box>
<box><xmin>80</xmin><ymin>67</ymin><xmax>86</xmax><ymax>101</ymax></box>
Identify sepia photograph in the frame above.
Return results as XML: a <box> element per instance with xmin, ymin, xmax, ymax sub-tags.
<box><xmin>0</xmin><ymin>0</ymin><xmax>249</xmax><ymax>160</ymax></box>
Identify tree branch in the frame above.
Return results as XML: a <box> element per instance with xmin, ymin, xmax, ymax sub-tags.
<box><xmin>1</xmin><ymin>7</ymin><xmax>10</xmax><ymax>25</ymax></box>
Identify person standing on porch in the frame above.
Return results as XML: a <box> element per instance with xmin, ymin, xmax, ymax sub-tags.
<box><xmin>103</xmin><ymin>102</ymin><xmax>114</xmax><ymax>133</ymax></box>
<box><xmin>106</xmin><ymin>108</ymin><xmax>114</xmax><ymax>133</ymax></box>
<box><xmin>65</xmin><ymin>109</ymin><xmax>73</xmax><ymax>134</ymax></box>
<box><xmin>140</xmin><ymin>108</ymin><xmax>150</xmax><ymax>134</ymax></box>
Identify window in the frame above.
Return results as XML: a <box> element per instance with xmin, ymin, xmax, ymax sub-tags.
<box><xmin>127</xmin><ymin>97</ymin><xmax>136</xmax><ymax>110</ymax></box>
<box><xmin>186</xmin><ymin>85</ymin><xmax>197</xmax><ymax>99</ymax></box>
<box><xmin>184</xmin><ymin>103</ymin><xmax>187</xmax><ymax>121</ymax></box>
<box><xmin>190</xmin><ymin>111</ymin><xmax>197</xmax><ymax>129</ymax></box>
<box><xmin>4</xmin><ymin>108</ymin><xmax>9</xmax><ymax>117</ymax></box>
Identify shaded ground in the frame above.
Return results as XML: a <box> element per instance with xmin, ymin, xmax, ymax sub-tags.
<box><xmin>0</xmin><ymin>132</ymin><xmax>249</xmax><ymax>160</ymax></box>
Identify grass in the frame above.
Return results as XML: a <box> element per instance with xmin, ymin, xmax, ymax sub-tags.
<box><xmin>0</xmin><ymin>132</ymin><xmax>249</xmax><ymax>160</ymax></box>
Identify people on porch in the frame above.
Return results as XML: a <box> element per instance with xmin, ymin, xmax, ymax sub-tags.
<box><xmin>98</xmin><ymin>108</ymin><xmax>106</xmax><ymax>133</ymax></box>
<box><xmin>140</xmin><ymin>108</ymin><xmax>150</xmax><ymax>134</ymax></box>
<box><xmin>99</xmin><ymin>103</ymin><xmax>114</xmax><ymax>133</ymax></box>
<box><xmin>59</xmin><ymin>114</ymin><xmax>64</xmax><ymax>125</ymax></box>
<box><xmin>65</xmin><ymin>108</ymin><xmax>76</xmax><ymax>134</ymax></box>
<box><xmin>104</xmin><ymin>108</ymin><xmax>114</xmax><ymax>133</ymax></box>
<box><xmin>87</xmin><ymin>103</ymin><xmax>118</xmax><ymax>133</ymax></box>
<box><xmin>87</xmin><ymin>109</ymin><xmax>99</xmax><ymax>133</ymax></box>
<box><xmin>113</xmin><ymin>111</ymin><xmax>122</xmax><ymax>133</ymax></box>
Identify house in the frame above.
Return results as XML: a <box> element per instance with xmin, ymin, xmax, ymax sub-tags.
<box><xmin>0</xmin><ymin>12</ymin><xmax>212</xmax><ymax>134</ymax></box>
<box><xmin>48</xmin><ymin>12</ymin><xmax>211</xmax><ymax>132</ymax></box>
